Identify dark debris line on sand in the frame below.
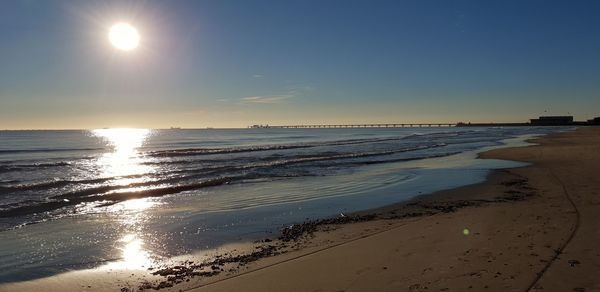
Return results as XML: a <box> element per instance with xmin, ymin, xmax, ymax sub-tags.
<box><xmin>124</xmin><ymin>176</ymin><xmax>536</xmax><ymax>291</ymax></box>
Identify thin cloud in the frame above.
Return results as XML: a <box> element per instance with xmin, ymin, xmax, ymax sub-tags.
<box><xmin>241</xmin><ymin>95</ymin><xmax>292</xmax><ymax>104</ymax></box>
<box><xmin>252</xmin><ymin>74</ymin><xmax>264</xmax><ymax>79</ymax></box>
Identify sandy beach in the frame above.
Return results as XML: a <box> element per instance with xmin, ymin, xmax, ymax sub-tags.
<box><xmin>2</xmin><ymin>127</ymin><xmax>598</xmax><ymax>292</ymax></box>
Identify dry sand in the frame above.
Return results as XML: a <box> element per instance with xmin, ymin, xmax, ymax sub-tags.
<box><xmin>187</xmin><ymin>127</ymin><xmax>600</xmax><ymax>292</ymax></box>
<box><xmin>2</xmin><ymin>127</ymin><xmax>598</xmax><ymax>292</ymax></box>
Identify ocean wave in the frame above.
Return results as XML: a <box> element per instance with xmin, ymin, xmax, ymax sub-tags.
<box><xmin>1</xmin><ymin>177</ymin><xmax>113</xmax><ymax>192</ymax></box>
<box><xmin>0</xmin><ymin>162</ymin><xmax>72</xmax><ymax>174</ymax></box>
<box><xmin>1</xmin><ymin>143</ymin><xmax>449</xmax><ymax>195</ymax></box>
<box><xmin>145</xmin><ymin>136</ymin><xmax>418</xmax><ymax>157</ymax></box>
<box><xmin>0</xmin><ymin>176</ymin><xmax>236</xmax><ymax>218</ymax></box>
<box><xmin>0</xmin><ymin>148</ymin><xmax>103</xmax><ymax>155</ymax></box>
<box><xmin>343</xmin><ymin>152</ymin><xmax>462</xmax><ymax>166</ymax></box>
<box><xmin>145</xmin><ymin>130</ymin><xmax>482</xmax><ymax>158</ymax></box>
<box><xmin>0</xmin><ymin>143</ymin><xmax>453</xmax><ymax>218</ymax></box>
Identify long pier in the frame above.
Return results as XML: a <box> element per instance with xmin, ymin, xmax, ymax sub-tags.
<box><xmin>247</xmin><ymin>116</ymin><xmax>600</xmax><ymax>129</ymax></box>
<box><xmin>249</xmin><ymin>123</ymin><xmax>456</xmax><ymax>129</ymax></box>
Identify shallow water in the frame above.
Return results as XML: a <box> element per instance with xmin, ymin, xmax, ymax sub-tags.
<box><xmin>0</xmin><ymin>127</ymin><xmax>565</xmax><ymax>282</ymax></box>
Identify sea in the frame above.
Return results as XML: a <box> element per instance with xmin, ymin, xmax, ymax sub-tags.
<box><xmin>0</xmin><ymin>127</ymin><xmax>566</xmax><ymax>282</ymax></box>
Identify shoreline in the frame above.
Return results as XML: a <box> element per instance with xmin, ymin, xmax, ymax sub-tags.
<box><xmin>2</xmin><ymin>127</ymin><xmax>597</xmax><ymax>291</ymax></box>
<box><xmin>184</xmin><ymin>127</ymin><xmax>597</xmax><ymax>291</ymax></box>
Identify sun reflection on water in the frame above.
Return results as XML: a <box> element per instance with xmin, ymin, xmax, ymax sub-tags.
<box><xmin>91</xmin><ymin>128</ymin><xmax>160</xmax><ymax>270</ymax></box>
<box><xmin>113</xmin><ymin>197</ymin><xmax>160</xmax><ymax>212</ymax></box>
<box><xmin>120</xmin><ymin>236</ymin><xmax>152</xmax><ymax>268</ymax></box>
<box><xmin>99</xmin><ymin>198</ymin><xmax>162</xmax><ymax>270</ymax></box>
<box><xmin>92</xmin><ymin>128</ymin><xmax>153</xmax><ymax>180</ymax></box>
<box><xmin>101</xmin><ymin>233</ymin><xmax>154</xmax><ymax>270</ymax></box>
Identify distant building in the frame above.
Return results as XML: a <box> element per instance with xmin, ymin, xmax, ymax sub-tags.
<box><xmin>588</xmin><ymin>117</ymin><xmax>600</xmax><ymax>125</ymax></box>
<box><xmin>455</xmin><ymin>115</ymin><xmax>600</xmax><ymax>127</ymax></box>
<box><xmin>530</xmin><ymin>116</ymin><xmax>574</xmax><ymax>126</ymax></box>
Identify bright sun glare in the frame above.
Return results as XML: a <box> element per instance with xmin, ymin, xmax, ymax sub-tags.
<box><xmin>108</xmin><ymin>22</ymin><xmax>140</xmax><ymax>51</ymax></box>
<box><xmin>92</xmin><ymin>128</ymin><xmax>151</xmax><ymax>178</ymax></box>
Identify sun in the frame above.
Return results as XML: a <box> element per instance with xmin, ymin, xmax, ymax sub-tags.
<box><xmin>108</xmin><ymin>23</ymin><xmax>140</xmax><ymax>51</ymax></box>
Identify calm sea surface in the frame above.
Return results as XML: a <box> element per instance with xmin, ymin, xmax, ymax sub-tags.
<box><xmin>0</xmin><ymin>127</ymin><xmax>563</xmax><ymax>282</ymax></box>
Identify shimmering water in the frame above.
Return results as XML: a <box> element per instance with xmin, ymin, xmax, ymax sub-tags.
<box><xmin>0</xmin><ymin>127</ymin><xmax>563</xmax><ymax>282</ymax></box>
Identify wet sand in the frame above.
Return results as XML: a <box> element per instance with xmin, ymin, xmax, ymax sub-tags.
<box><xmin>2</xmin><ymin>127</ymin><xmax>598</xmax><ymax>291</ymax></box>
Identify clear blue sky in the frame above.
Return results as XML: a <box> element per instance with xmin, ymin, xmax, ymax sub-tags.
<box><xmin>1</xmin><ymin>0</ymin><xmax>599</xmax><ymax>129</ymax></box>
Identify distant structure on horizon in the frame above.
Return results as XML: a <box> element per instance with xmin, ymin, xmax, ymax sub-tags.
<box><xmin>459</xmin><ymin>115</ymin><xmax>599</xmax><ymax>127</ymax></box>
<box><xmin>588</xmin><ymin>117</ymin><xmax>600</xmax><ymax>125</ymax></box>
<box><xmin>530</xmin><ymin>116</ymin><xmax>574</xmax><ymax>126</ymax></box>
